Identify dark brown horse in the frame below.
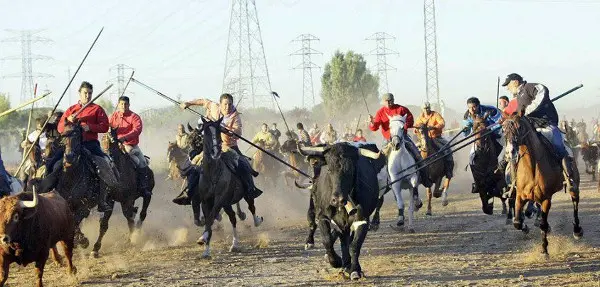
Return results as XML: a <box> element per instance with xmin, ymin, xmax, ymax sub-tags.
<box><xmin>503</xmin><ymin>114</ymin><xmax>583</xmax><ymax>255</ymax></box>
<box><xmin>91</xmin><ymin>128</ymin><xmax>154</xmax><ymax>257</ymax></box>
<box><xmin>579</xmin><ymin>141</ymin><xmax>598</xmax><ymax>182</ymax></box>
<box><xmin>470</xmin><ymin>115</ymin><xmax>513</xmax><ymax>222</ymax></box>
<box><xmin>416</xmin><ymin>125</ymin><xmax>452</xmax><ymax>216</ymax></box>
<box><xmin>280</xmin><ymin>138</ymin><xmax>310</xmax><ymax>187</ymax></box>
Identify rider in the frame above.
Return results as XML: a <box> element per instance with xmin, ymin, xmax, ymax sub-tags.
<box><xmin>21</xmin><ymin>117</ymin><xmax>48</xmax><ymax>151</ymax></box>
<box><xmin>369</xmin><ymin>92</ymin><xmax>432</xmax><ymax>187</ymax></box>
<box><xmin>414</xmin><ymin>101</ymin><xmax>454</xmax><ymax>179</ymax></box>
<box><xmin>108</xmin><ymin>96</ymin><xmax>152</xmax><ymax>198</ymax></box>
<box><xmin>176</xmin><ymin>124</ymin><xmax>191</xmax><ymax>151</ymax></box>
<box><xmin>252</xmin><ymin>123</ymin><xmax>276</xmax><ymax>150</ymax></box>
<box><xmin>308</xmin><ymin>123</ymin><xmax>321</xmax><ymax>145</ymax></box>
<box><xmin>296</xmin><ymin>123</ymin><xmax>311</xmax><ymax>146</ymax></box>
<box><xmin>498</xmin><ymin>96</ymin><xmax>510</xmax><ymax>112</ymax></box>
<box><xmin>52</xmin><ymin>81</ymin><xmax>114</xmax><ymax>212</ymax></box>
<box><xmin>320</xmin><ymin>123</ymin><xmax>338</xmax><ymax>144</ymax></box>
<box><xmin>0</xmin><ymin>146</ymin><xmax>11</xmax><ymax>196</ymax></box>
<box><xmin>501</xmin><ymin>73</ymin><xmax>579</xmax><ymax>193</ymax></box>
<box><xmin>353</xmin><ymin>129</ymin><xmax>367</xmax><ymax>142</ymax></box>
<box><xmin>173</xmin><ymin>93</ymin><xmax>260</xmax><ymax>205</ymax></box>
<box><xmin>269</xmin><ymin>123</ymin><xmax>282</xmax><ymax>151</ymax></box>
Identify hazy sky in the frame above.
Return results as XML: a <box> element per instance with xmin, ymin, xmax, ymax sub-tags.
<box><xmin>1</xmin><ymin>0</ymin><xmax>599</xmax><ymax>114</ymax></box>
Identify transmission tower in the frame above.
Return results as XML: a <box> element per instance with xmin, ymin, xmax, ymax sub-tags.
<box><xmin>291</xmin><ymin>34</ymin><xmax>321</xmax><ymax>109</ymax></box>
<box><xmin>222</xmin><ymin>0</ymin><xmax>273</xmax><ymax>109</ymax></box>
<box><xmin>424</xmin><ymin>0</ymin><xmax>441</xmax><ymax>109</ymax></box>
<box><xmin>366</xmin><ymin>32</ymin><xmax>398</xmax><ymax>96</ymax></box>
<box><xmin>107</xmin><ymin>64</ymin><xmax>134</xmax><ymax>103</ymax></box>
<box><xmin>1</xmin><ymin>29</ymin><xmax>54</xmax><ymax>103</ymax></box>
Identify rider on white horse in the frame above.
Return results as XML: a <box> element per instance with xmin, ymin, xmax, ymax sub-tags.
<box><xmin>368</xmin><ymin>92</ymin><xmax>432</xmax><ymax>188</ymax></box>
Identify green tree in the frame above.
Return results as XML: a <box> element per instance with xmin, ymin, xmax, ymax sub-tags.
<box><xmin>321</xmin><ymin>51</ymin><xmax>379</xmax><ymax>117</ymax></box>
<box><xmin>0</xmin><ymin>93</ymin><xmax>11</xmax><ymax>126</ymax></box>
<box><xmin>97</xmin><ymin>98</ymin><xmax>115</xmax><ymax>114</ymax></box>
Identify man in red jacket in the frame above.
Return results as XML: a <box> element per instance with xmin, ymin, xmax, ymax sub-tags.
<box><xmin>109</xmin><ymin>96</ymin><xmax>152</xmax><ymax>198</ymax></box>
<box><xmin>46</xmin><ymin>81</ymin><xmax>113</xmax><ymax>212</ymax></box>
<box><xmin>369</xmin><ymin>93</ymin><xmax>431</xmax><ymax>187</ymax></box>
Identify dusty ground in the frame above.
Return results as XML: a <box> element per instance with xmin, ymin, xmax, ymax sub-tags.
<box><xmin>6</xmin><ymin>159</ymin><xmax>600</xmax><ymax>286</ymax></box>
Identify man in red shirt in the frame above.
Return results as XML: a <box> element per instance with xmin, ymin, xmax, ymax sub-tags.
<box><xmin>352</xmin><ymin>129</ymin><xmax>367</xmax><ymax>142</ymax></box>
<box><xmin>47</xmin><ymin>81</ymin><xmax>113</xmax><ymax>212</ymax></box>
<box><xmin>109</xmin><ymin>96</ymin><xmax>152</xmax><ymax>198</ymax></box>
<box><xmin>369</xmin><ymin>93</ymin><xmax>431</xmax><ymax>187</ymax></box>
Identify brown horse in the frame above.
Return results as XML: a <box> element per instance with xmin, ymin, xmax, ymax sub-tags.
<box><xmin>416</xmin><ymin>125</ymin><xmax>452</xmax><ymax>216</ymax></box>
<box><xmin>503</xmin><ymin>114</ymin><xmax>583</xmax><ymax>255</ymax></box>
<box><xmin>280</xmin><ymin>138</ymin><xmax>310</xmax><ymax>187</ymax></box>
<box><xmin>252</xmin><ymin>140</ymin><xmax>279</xmax><ymax>189</ymax></box>
<box><xmin>579</xmin><ymin>141</ymin><xmax>598</xmax><ymax>182</ymax></box>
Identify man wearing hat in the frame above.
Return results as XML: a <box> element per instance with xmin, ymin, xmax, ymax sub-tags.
<box><xmin>414</xmin><ymin>102</ymin><xmax>454</xmax><ymax>179</ymax></box>
<box><xmin>369</xmin><ymin>92</ymin><xmax>432</xmax><ymax>187</ymax></box>
<box><xmin>502</xmin><ymin>73</ymin><xmax>578</xmax><ymax>193</ymax></box>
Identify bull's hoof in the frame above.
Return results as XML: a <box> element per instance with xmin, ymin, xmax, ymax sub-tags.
<box><xmin>574</xmin><ymin>228</ymin><xmax>584</xmax><ymax>239</ymax></box>
<box><xmin>433</xmin><ymin>190</ymin><xmax>443</xmax><ymax>198</ymax></box>
<box><xmin>426</xmin><ymin>209</ymin><xmax>432</xmax><ymax>216</ymax></box>
<box><xmin>238</xmin><ymin>212</ymin><xmax>247</xmax><ymax>221</ymax></box>
<box><xmin>91</xmin><ymin>250</ymin><xmax>99</xmax><ymax>258</ymax></box>
<box><xmin>229</xmin><ymin>245</ymin><xmax>241</xmax><ymax>253</ymax></box>
<box><xmin>304</xmin><ymin>243</ymin><xmax>314</xmax><ymax>250</ymax></box>
<box><xmin>350</xmin><ymin>271</ymin><xmax>363</xmax><ymax>281</ymax></box>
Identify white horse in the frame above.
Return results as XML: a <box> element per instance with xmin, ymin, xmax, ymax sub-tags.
<box><xmin>386</xmin><ymin>114</ymin><xmax>422</xmax><ymax>232</ymax></box>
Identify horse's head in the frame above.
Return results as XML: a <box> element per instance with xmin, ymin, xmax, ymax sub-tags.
<box><xmin>472</xmin><ymin>112</ymin><xmax>493</xmax><ymax>150</ymax></box>
<box><xmin>388</xmin><ymin>114</ymin><xmax>407</xmax><ymax>151</ymax></box>
<box><xmin>61</xmin><ymin>123</ymin><xmax>84</xmax><ymax>168</ymax></box>
<box><xmin>201</xmin><ymin>117</ymin><xmax>223</xmax><ymax>160</ymax></box>
<box><xmin>502</xmin><ymin>114</ymin><xmax>528</xmax><ymax>163</ymax></box>
<box><xmin>101</xmin><ymin>127</ymin><xmax>120</xmax><ymax>154</ymax></box>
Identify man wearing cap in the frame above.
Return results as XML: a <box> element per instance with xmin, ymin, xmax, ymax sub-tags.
<box><xmin>414</xmin><ymin>102</ymin><xmax>454</xmax><ymax>179</ymax></box>
<box><xmin>502</xmin><ymin>73</ymin><xmax>578</xmax><ymax>193</ymax></box>
<box><xmin>369</xmin><ymin>92</ymin><xmax>432</xmax><ymax>187</ymax></box>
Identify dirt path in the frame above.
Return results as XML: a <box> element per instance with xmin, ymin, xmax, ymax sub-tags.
<box><xmin>6</xmin><ymin>166</ymin><xmax>600</xmax><ymax>286</ymax></box>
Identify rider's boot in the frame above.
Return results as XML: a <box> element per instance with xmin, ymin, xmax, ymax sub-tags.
<box><xmin>137</xmin><ymin>166</ymin><xmax>152</xmax><ymax>198</ymax></box>
<box><xmin>173</xmin><ymin>168</ymin><xmax>199</xmax><ymax>205</ymax></box>
<box><xmin>97</xmin><ymin>187</ymin><xmax>113</xmax><ymax>213</ymax></box>
<box><xmin>237</xmin><ymin>158</ymin><xmax>262</xmax><ymax>199</ymax></box>
<box><xmin>562</xmin><ymin>156</ymin><xmax>579</xmax><ymax>193</ymax></box>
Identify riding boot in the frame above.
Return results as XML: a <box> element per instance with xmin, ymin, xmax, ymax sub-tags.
<box><xmin>97</xmin><ymin>187</ymin><xmax>112</xmax><ymax>213</ymax></box>
<box><xmin>562</xmin><ymin>156</ymin><xmax>579</xmax><ymax>193</ymax></box>
<box><xmin>173</xmin><ymin>168</ymin><xmax>199</xmax><ymax>205</ymax></box>
<box><xmin>136</xmin><ymin>167</ymin><xmax>152</xmax><ymax>198</ymax></box>
<box><xmin>237</xmin><ymin>163</ymin><xmax>262</xmax><ymax>199</ymax></box>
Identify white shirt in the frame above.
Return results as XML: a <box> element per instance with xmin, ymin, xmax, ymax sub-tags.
<box><xmin>27</xmin><ymin>130</ymin><xmax>47</xmax><ymax>150</ymax></box>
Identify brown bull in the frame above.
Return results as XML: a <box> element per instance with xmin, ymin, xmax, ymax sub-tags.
<box><xmin>0</xmin><ymin>190</ymin><xmax>76</xmax><ymax>287</ymax></box>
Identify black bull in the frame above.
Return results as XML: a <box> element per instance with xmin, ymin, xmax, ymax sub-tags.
<box><xmin>295</xmin><ymin>143</ymin><xmax>385</xmax><ymax>280</ymax></box>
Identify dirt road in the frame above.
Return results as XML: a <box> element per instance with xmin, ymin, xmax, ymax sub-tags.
<box><xmin>6</xmin><ymin>165</ymin><xmax>600</xmax><ymax>286</ymax></box>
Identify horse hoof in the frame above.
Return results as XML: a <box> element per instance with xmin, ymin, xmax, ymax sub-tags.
<box><xmin>369</xmin><ymin>224</ymin><xmax>379</xmax><ymax>232</ymax></box>
<box><xmin>254</xmin><ymin>216</ymin><xmax>264</xmax><ymax>227</ymax></box>
<box><xmin>414</xmin><ymin>199</ymin><xmax>423</xmax><ymax>210</ymax></box>
<box><xmin>304</xmin><ymin>243</ymin><xmax>314</xmax><ymax>250</ymax></box>
<box><xmin>441</xmin><ymin>199</ymin><xmax>449</xmax><ymax>207</ymax></box>
<box><xmin>91</xmin><ymin>251</ymin><xmax>99</xmax><ymax>258</ymax></box>
<box><xmin>522</xmin><ymin>225</ymin><xmax>529</xmax><ymax>234</ymax></box>
<box><xmin>229</xmin><ymin>245</ymin><xmax>241</xmax><ymax>253</ymax></box>
<box><xmin>574</xmin><ymin>229</ymin><xmax>584</xmax><ymax>240</ymax></box>
<box><xmin>350</xmin><ymin>271</ymin><xmax>362</xmax><ymax>280</ymax></box>
<box><xmin>80</xmin><ymin>238</ymin><xmax>90</xmax><ymax>249</ymax></box>
<box><xmin>408</xmin><ymin>228</ymin><xmax>416</xmax><ymax>234</ymax></box>
<box><xmin>238</xmin><ymin>212</ymin><xmax>247</xmax><ymax>221</ymax></box>
<box><xmin>196</xmin><ymin>238</ymin><xmax>206</xmax><ymax>246</ymax></box>
<box><xmin>426</xmin><ymin>210</ymin><xmax>432</xmax><ymax>216</ymax></box>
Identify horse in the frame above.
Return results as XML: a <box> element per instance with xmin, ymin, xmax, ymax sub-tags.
<box><xmin>252</xmin><ymin>140</ymin><xmax>280</xmax><ymax>189</ymax></box>
<box><xmin>280</xmin><ymin>138</ymin><xmax>310</xmax><ymax>187</ymax></box>
<box><xmin>579</xmin><ymin>141</ymin><xmax>598</xmax><ymax>182</ymax></box>
<box><xmin>90</xmin><ymin>128</ymin><xmax>155</xmax><ymax>257</ymax></box>
<box><xmin>416</xmin><ymin>125</ymin><xmax>452</xmax><ymax>216</ymax></box>
<box><xmin>470</xmin><ymin>115</ymin><xmax>513</xmax><ymax>223</ymax></box>
<box><xmin>503</xmin><ymin>114</ymin><xmax>583</xmax><ymax>255</ymax></box>
<box><xmin>196</xmin><ymin>117</ymin><xmax>263</xmax><ymax>258</ymax></box>
<box><xmin>33</xmin><ymin>124</ymin><xmax>106</xmax><ymax>249</ymax></box>
<box><xmin>371</xmin><ymin>114</ymin><xmax>422</xmax><ymax>233</ymax></box>
<box><xmin>167</xmin><ymin>142</ymin><xmax>184</xmax><ymax>182</ymax></box>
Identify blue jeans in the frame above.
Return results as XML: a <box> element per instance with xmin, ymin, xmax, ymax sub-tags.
<box><xmin>45</xmin><ymin>140</ymin><xmax>108</xmax><ymax>174</ymax></box>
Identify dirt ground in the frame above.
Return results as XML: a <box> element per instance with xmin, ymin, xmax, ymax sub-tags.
<box><xmin>6</xmin><ymin>159</ymin><xmax>600</xmax><ymax>286</ymax></box>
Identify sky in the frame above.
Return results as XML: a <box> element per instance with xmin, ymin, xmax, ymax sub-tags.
<box><xmin>1</xmin><ymin>0</ymin><xmax>599</xmax><ymax>114</ymax></box>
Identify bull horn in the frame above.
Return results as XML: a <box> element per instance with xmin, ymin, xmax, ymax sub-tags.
<box><xmin>19</xmin><ymin>187</ymin><xmax>38</xmax><ymax>209</ymax></box>
<box><xmin>359</xmin><ymin>148</ymin><xmax>381</xmax><ymax>159</ymax></box>
<box><xmin>294</xmin><ymin>180</ymin><xmax>313</xmax><ymax>189</ymax></box>
<box><xmin>298</xmin><ymin>146</ymin><xmax>327</xmax><ymax>157</ymax></box>
<box><xmin>187</xmin><ymin>123</ymin><xmax>194</xmax><ymax>133</ymax></box>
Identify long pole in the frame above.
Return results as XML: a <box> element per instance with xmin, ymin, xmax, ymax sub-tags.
<box><xmin>496</xmin><ymin>77</ymin><xmax>500</xmax><ymax>108</ymax></box>
<box><xmin>356</xmin><ymin>77</ymin><xmax>371</xmax><ymax>115</ymax></box>
<box><xmin>271</xmin><ymin>91</ymin><xmax>292</xmax><ymax>138</ymax></box>
<box><xmin>0</xmin><ymin>92</ymin><xmax>52</xmax><ymax>118</ymax></box>
<box><xmin>22</xmin><ymin>84</ymin><xmax>38</xmax><ymax>161</ymax></box>
<box><xmin>13</xmin><ymin>27</ymin><xmax>105</xmax><ymax>177</ymax></box>
<box><xmin>131</xmin><ymin>78</ymin><xmax>313</xmax><ymax>179</ymax></box>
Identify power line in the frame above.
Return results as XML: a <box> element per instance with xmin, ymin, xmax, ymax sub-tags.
<box><xmin>366</xmin><ymin>32</ymin><xmax>398</xmax><ymax>96</ymax></box>
<box><xmin>1</xmin><ymin>29</ymin><xmax>54</xmax><ymax>104</ymax></box>
<box><xmin>222</xmin><ymin>0</ymin><xmax>274</xmax><ymax>109</ymax></box>
<box><xmin>424</xmin><ymin>0</ymin><xmax>441</xmax><ymax>111</ymax></box>
<box><xmin>291</xmin><ymin>34</ymin><xmax>321</xmax><ymax>109</ymax></box>
<box><xmin>107</xmin><ymin>64</ymin><xmax>135</xmax><ymax>103</ymax></box>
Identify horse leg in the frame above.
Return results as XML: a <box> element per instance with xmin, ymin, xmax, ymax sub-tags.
<box><xmin>501</xmin><ymin>197</ymin><xmax>508</xmax><ymax>215</ymax></box>
<box><xmin>191</xmin><ymin>196</ymin><xmax>204</xmax><ymax>227</ymax></box>
<box><xmin>236</xmin><ymin>202</ymin><xmax>247</xmax><ymax>221</ymax></box>
<box><xmin>73</xmin><ymin>211</ymin><xmax>90</xmax><ymax>249</ymax></box>
<box><xmin>390</xmin><ymin>180</ymin><xmax>405</xmax><ymax>230</ymax></box>
<box><xmin>92</xmin><ymin>203</ymin><xmax>114</xmax><ymax>258</ymax></box>
<box><xmin>369</xmin><ymin>196</ymin><xmax>383</xmax><ymax>232</ymax></box>
<box><xmin>137</xmin><ymin>195</ymin><xmax>151</xmax><ymax>229</ymax></box>
<box><xmin>305</xmin><ymin>194</ymin><xmax>317</xmax><ymax>250</ymax></box>
<box><xmin>120</xmin><ymin>202</ymin><xmax>137</xmax><ymax>241</ymax></box>
<box><xmin>407</xmin><ymin>185</ymin><xmax>417</xmax><ymax>233</ymax></box>
<box><xmin>426</xmin><ymin>186</ymin><xmax>432</xmax><ymax>216</ymax></box>
<box><xmin>197</xmin><ymin>201</ymin><xmax>214</xmax><ymax>259</ymax></box>
<box><xmin>513</xmin><ymin>195</ymin><xmax>529</xmax><ymax>234</ymax></box>
<box><xmin>506</xmin><ymin>197</ymin><xmax>515</xmax><ymax>225</ymax></box>
<box><xmin>571</xmin><ymin>189</ymin><xmax>584</xmax><ymax>239</ymax></box>
<box><xmin>244</xmin><ymin>197</ymin><xmax>263</xmax><ymax>227</ymax></box>
<box><xmin>223</xmin><ymin>205</ymin><xmax>240</xmax><ymax>252</ymax></box>
<box><xmin>540</xmin><ymin>199</ymin><xmax>551</xmax><ymax>257</ymax></box>
<box><xmin>441</xmin><ymin>177</ymin><xmax>450</xmax><ymax>206</ymax></box>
